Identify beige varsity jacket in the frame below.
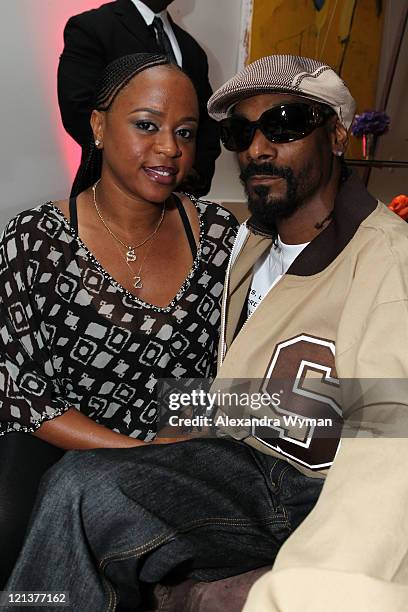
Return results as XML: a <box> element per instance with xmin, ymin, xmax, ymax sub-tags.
<box><xmin>214</xmin><ymin>174</ymin><xmax>408</xmax><ymax>611</ymax></box>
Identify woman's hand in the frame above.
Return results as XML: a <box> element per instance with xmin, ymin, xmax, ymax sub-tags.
<box><xmin>33</xmin><ymin>408</ymin><xmax>199</xmax><ymax>450</ymax></box>
<box><xmin>34</xmin><ymin>408</ymin><xmax>146</xmax><ymax>450</ymax></box>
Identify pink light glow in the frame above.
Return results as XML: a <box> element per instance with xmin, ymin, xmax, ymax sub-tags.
<box><xmin>22</xmin><ymin>1</ymin><xmax>102</xmax><ymax>181</ymax></box>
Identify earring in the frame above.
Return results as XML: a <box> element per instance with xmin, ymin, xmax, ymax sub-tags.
<box><xmin>95</xmin><ymin>139</ymin><xmax>101</xmax><ymax>147</ymax></box>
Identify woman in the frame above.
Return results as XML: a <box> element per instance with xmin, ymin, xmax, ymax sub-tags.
<box><xmin>0</xmin><ymin>53</ymin><xmax>238</xmax><ymax>586</ymax></box>
<box><xmin>0</xmin><ymin>53</ymin><xmax>238</xmax><ymax>448</ymax></box>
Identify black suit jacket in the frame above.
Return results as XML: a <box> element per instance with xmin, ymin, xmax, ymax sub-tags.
<box><xmin>57</xmin><ymin>0</ymin><xmax>220</xmax><ymax>195</ymax></box>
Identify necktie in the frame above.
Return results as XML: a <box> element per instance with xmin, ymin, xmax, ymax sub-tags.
<box><xmin>152</xmin><ymin>16</ymin><xmax>178</xmax><ymax>65</ymax></box>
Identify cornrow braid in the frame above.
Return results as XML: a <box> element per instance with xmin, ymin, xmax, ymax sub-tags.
<box><xmin>95</xmin><ymin>52</ymin><xmax>170</xmax><ymax>111</ymax></box>
<box><xmin>71</xmin><ymin>53</ymin><xmax>172</xmax><ymax>197</ymax></box>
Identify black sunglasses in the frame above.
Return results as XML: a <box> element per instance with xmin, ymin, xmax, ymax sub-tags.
<box><xmin>219</xmin><ymin>102</ymin><xmax>334</xmax><ymax>152</ymax></box>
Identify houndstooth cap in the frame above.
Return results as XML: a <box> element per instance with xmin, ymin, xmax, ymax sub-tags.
<box><xmin>208</xmin><ymin>55</ymin><xmax>356</xmax><ymax>130</ymax></box>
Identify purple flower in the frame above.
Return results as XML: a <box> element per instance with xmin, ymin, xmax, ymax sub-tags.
<box><xmin>351</xmin><ymin>111</ymin><xmax>390</xmax><ymax>137</ymax></box>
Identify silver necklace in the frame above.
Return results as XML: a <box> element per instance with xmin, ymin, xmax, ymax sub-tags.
<box><xmin>92</xmin><ymin>179</ymin><xmax>166</xmax><ymax>262</ymax></box>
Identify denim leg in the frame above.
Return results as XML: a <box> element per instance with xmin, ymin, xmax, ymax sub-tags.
<box><xmin>5</xmin><ymin>439</ymin><xmax>322</xmax><ymax>612</ymax></box>
<box><xmin>249</xmin><ymin>449</ymin><xmax>324</xmax><ymax>532</ymax></box>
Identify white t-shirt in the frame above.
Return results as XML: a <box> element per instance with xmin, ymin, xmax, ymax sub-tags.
<box><xmin>131</xmin><ymin>0</ymin><xmax>183</xmax><ymax>66</ymax></box>
<box><xmin>247</xmin><ymin>236</ymin><xmax>309</xmax><ymax>318</ymax></box>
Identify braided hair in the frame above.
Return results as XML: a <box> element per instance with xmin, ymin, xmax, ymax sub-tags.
<box><xmin>71</xmin><ymin>53</ymin><xmax>174</xmax><ymax>197</ymax></box>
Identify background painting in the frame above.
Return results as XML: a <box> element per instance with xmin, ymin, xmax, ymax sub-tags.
<box><xmin>245</xmin><ymin>0</ymin><xmax>385</xmax><ymax>158</ymax></box>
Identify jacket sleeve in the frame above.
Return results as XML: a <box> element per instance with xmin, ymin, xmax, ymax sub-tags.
<box><xmin>190</xmin><ymin>51</ymin><xmax>221</xmax><ymax>197</ymax></box>
<box><xmin>174</xmin><ymin>25</ymin><xmax>221</xmax><ymax>197</ymax></box>
<box><xmin>57</xmin><ymin>14</ymin><xmax>106</xmax><ymax>148</ymax></box>
<box><xmin>243</xmin><ymin>298</ymin><xmax>408</xmax><ymax>612</ymax></box>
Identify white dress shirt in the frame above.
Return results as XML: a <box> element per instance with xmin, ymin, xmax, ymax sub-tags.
<box><xmin>131</xmin><ymin>0</ymin><xmax>183</xmax><ymax>66</ymax></box>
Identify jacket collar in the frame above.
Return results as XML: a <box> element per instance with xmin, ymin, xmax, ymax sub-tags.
<box><xmin>128</xmin><ymin>0</ymin><xmax>167</xmax><ymax>25</ymax></box>
<box><xmin>246</xmin><ymin>171</ymin><xmax>378</xmax><ymax>277</ymax></box>
<box><xmin>113</xmin><ymin>0</ymin><xmax>157</xmax><ymax>49</ymax></box>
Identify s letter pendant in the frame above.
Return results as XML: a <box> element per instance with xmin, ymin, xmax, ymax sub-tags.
<box><xmin>126</xmin><ymin>248</ymin><xmax>136</xmax><ymax>262</ymax></box>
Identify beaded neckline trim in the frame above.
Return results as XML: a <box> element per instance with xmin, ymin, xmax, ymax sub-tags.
<box><xmin>43</xmin><ymin>194</ymin><xmax>205</xmax><ymax>313</ymax></box>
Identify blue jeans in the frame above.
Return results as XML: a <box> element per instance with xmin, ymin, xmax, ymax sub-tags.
<box><xmin>6</xmin><ymin>439</ymin><xmax>323</xmax><ymax>611</ymax></box>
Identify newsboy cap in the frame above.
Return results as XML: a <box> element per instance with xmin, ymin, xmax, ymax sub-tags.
<box><xmin>208</xmin><ymin>55</ymin><xmax>356</xmax><ymax>130</ymax></box>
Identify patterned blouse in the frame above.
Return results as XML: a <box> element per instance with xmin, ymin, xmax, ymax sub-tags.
<box><xmin>0</xmin><ymin>197</ymin><xmax>238</xmax><ymax>440</ymax></box>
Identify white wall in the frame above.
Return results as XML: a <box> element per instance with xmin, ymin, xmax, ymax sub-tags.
<box><xmin>1</xmin><ymin>1</ymin><xmax>97</xmax><ymax>229</ymax></box>
<box><xmin>0</xmin><ymin>0</ymin><xmax>244</xmax><ymax>231</ymax></box>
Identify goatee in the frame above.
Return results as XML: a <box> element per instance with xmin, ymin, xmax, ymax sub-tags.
<box><xmin>240</xmin><ymin>161</ymin><xmax>314</xmax><ymax>230</ymax></box>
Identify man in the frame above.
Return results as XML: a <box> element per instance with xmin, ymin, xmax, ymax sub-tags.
<box><xmin>5</xmin><ymin>56</ymin><xmax>408</xmax><ymax>611</ymax></box>
<box><xmin>207</xmin><ymin>54</ymin><xmax>408</xmax><ymax>611</ymax></box>
<box><xmin>58</xmin><ymin>0</ymin><xmax>220</xmax><ymax>196</ymax></box>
